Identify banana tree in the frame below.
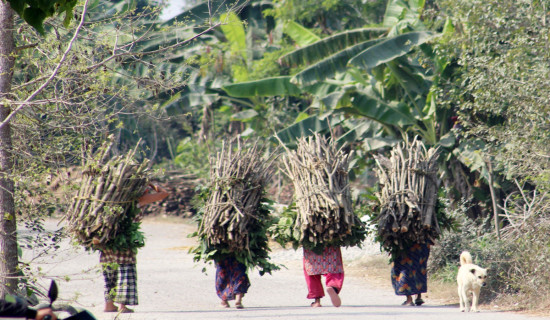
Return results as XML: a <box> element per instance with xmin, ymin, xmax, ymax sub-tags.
<box><xmin>222</xmin><ymin>28</ymin><xmax>440</xmax><ymax>147</ymax></box>
<box><xmin>221</xmin><ymin>0</ymin><xmax>494</xmax><ymax>218</ymax></box>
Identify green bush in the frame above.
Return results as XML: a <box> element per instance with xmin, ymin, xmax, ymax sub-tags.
<box><xmin>173</xmin><ymin>138</ymin><xmax>217</xmax><ymax>179</ymax></box>
<box><xmin>430</xmin><ymin>211</ymin><xmax>550</xmax><ymax>308</ymax></box>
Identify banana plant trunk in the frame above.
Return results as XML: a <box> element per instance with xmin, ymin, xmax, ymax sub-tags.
<box><xmin>443</xmin><ymin>158</ymin><xmax>484</xmax><ymax>220</ymax></box>
<box><xmin>0</xmin><ymin>2</ymin><xmax>19</xmax><ymax>298</ymax></box>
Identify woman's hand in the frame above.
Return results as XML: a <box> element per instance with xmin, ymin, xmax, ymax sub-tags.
<box><xmin>138</xmin><ymin>183</ymin><xmax>169</xmax><ymax>207</ymax></box>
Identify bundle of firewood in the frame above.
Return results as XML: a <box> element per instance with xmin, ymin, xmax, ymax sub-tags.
<box><xmin>65</xmin><ymin>138</ymin><xmax>150</xmax><ymax>248</ymax></box>
<box><xmin>280</xmin><ymin>133</ymin><xmax>363</xmax><ymax>248</ymax></box>
<box><xmin>198</xmin><ymin>140</ymin><xmax>276</xmax><ymax>252</ymax></box>
<box><xmin>373</xmin><ymin>137</ymin><xmax>440</xmax><ymax>252</ymax></box>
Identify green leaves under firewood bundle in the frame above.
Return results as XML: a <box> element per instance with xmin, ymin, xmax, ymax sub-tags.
<box><xmin>373</xmin><ymin>137</ymin><xmax>441</xmax><ymax>256</ymax></box>
<box><xmin>65</xmin><ymin>137</ymin><xmax>150</xmax><ymax>252</ymax></box>
<box><xmin>191</xmin><ymin>140</ymin><xmax>279</xmax><ymax>275</ymax></box>
<box><xmin>276</xmin><ymin>133</ymin><xmax>366</xmax><ymax>253</ymax></box>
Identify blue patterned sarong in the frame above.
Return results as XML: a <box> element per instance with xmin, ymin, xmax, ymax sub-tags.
<box><xmin>215</xmin><ymin>256</ymin><xmax>250</xmax><ymax>300</ymax></box>
<box><xmin>391</xmin><ymin>242</ymin><xmax>431</xmax><ymax>296</ymax></box>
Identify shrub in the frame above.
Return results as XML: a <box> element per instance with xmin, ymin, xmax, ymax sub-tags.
<box><xmin>430</xmin><ymin>211</ymin><xmax>550</xmax><ymax>309</ymax></box>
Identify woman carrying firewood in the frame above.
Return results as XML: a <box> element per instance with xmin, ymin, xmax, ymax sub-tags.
<box><xmin>391</xmin><ymin>241</ymin><xmax>432</xmax><ymax>306</ymax></box>
<box><xmin>97</xmin><ymin>183</ymin><xmax>169</xmax><ymax>313</ymax></box>
<box><xmin>372</xmin><ymin>137</ymin><xmax>449</xmax><ymax>307</ymax></box>
<box><xmin>303</xmin><ymin>246</ymin><xmax>344</xmax><ymax>307</ymax></box>
<box><xmin>272</xmin><ymin>133</ymin><xmax>366</xmax><ymax>308</ymax></box>
<box><xmin>191</xmin><ymin>140</ymin><xmax>279</xmax><ymax>310</ymax></box>
<box><xmin>64</xmin><ymin>139</ymin><xmax>171</xmax><ymax>314</ymax></box>
<box><xmin>215</xmin><ymin>255</ymin><xmax>250</xmax><ymax>308</ymax></box>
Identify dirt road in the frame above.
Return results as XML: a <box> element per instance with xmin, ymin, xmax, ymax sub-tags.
<box><xmin>36</xmin><ymin>217</ymin><xmax>549</xmax><ymax>320</ymax></box>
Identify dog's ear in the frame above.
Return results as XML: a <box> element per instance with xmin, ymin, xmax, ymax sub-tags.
<box><xmin>470</xmin><ymin>268</ymin><xmax>476</xmax><ymax>275</ymax></box>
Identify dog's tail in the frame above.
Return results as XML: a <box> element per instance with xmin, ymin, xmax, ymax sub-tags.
<box><xmin>460</xmin><ymin>251</ymin><xmax>473</xmax><ymax>265</ymax></box>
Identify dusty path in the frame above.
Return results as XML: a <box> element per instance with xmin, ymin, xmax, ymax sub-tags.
<box><xmin>35</xmin><ymin>217</ymin><xmax>549</xmax><ymax>320</ymax></box>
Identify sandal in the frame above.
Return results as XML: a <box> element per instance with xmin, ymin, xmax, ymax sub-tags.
<box><xmin>415</xmin><ymin>298</ymin><xmax>425</xmax><ymax>306</ymax></box>
<box><xmin>235</xmin><ymin>302</ymin><xmax>244</xmax><ymax>309</ymax></box>
<box><xmin>401</xmin><ymin>301</ymin><xmax>414</xmax><ymax>306</ymax></box>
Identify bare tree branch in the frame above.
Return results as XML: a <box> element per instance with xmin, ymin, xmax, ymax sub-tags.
<box><xmin>0</xmin><ymin>0</ymin><xmax>91</xmax><ymax>129</ymax></box>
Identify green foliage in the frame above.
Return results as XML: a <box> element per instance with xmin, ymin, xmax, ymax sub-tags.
<box><xmin>265</xmin><ymin>0</ymin><xmax>383</xmax><ymax>30</ymax></box>
<box><xmin>383</xmin><ymin>0</ymin><xmax>426</xmax><ymax>33</ymax></box>
<box><xmin>7</xmin><ymin>0</ymin><xmax>77</xmax><ymax>34</ymax></box>
<box><xmin>220</xmin><ymin>12</ymin><xmax>248</xmax><ymax>62</ymax></box>
<box><xmin>99</xmin><ymin>203</ymin><xmax>146</xmax><ymax>253</ymax></box>
<box><xmin>189</xmin><ymin>186</ymin><xmax>279</xmax><ymax>276</ymax></box>
<box><xmin>267</xmin><ymin>203</ymin><xmax>300</xmax><ymax>249</ymax></box>
<box><xmin>173</xmin><ymin>137</ymin><xmax>214</xmax><ymax>179</ymax></box>
<box><xmin>283</xmin><ymin>21</ymin><xmax>320</xmax><ymax>46</ymax></box>
<box><xmin>435</xmin><ymin>0</ymin><xmax>550</xmax><ymax>188</ymax></box>
<box><xmin>268</xmin><ymin>203</ymin><xmax>368</xmax><ymax>255</ymax></box>
<box><xmin>248</xmin><ymin>48</ymin><xmax>293</xmax><ymax>81</ymax></box>
<box><xmin>223</xmin><ymin>76</ymin><xmax>302</xmax><ymax>97</ymax></box>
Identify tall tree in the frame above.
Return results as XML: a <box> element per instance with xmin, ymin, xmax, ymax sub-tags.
<box><xmin>0</xmin><ymin>1</ymin><xmax>18</xmax><ymax>297</ymax></box>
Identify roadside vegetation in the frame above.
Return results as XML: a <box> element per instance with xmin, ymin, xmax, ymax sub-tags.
<box><xmin>0</xmin><ymin>0</ymin><xmax>548</xmax><ymax>315</ymax></box>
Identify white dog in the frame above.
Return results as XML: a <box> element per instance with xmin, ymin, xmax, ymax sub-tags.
<box><xmin>457</xmin><ymin>251</ymin><xmax>488</xmax><ymax>312</ymax></box>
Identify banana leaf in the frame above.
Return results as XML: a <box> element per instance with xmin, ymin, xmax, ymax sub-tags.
<box><xmin>291</xmin><ymin>38</ymin><xmax>384</xmax><ymax>86</ymax></box>
<box><xmin>280</xmin><ymin>28</ymin><xmax>387</xmax><ymax>67</ymax></box>
<box><xmin>341</xmin><ymin>91</ymin><xmax>416</xmax><ymax>127</ymax></box>
<box><xmin>223</xmin><ymin>76</ymin><xmax>301</xmax><ymax>97</ymax></box>
<box><xmin>348</xmin><ymin>31</ymin><xmax>436</xmax><ymax>70</ymax></box>
<box><xmin>283</xmin><ymin>20</ymin><xmax>320</xmax><ymax>46</ymax></box>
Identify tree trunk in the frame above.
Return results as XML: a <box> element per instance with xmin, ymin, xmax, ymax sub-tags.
<box><xmin>0</xmin><ymin>2</ymin><xmax>19</xmax><ymax>297</ymax></box>
<box><xmin>443</xmin><ymin>158</ymin><xmax>484</xmax><ymax>219</ymax></box>
<box><xmin>198</xmin><ymin>103</ymin><xmax>211</xmax><ymax>143</ymax></box>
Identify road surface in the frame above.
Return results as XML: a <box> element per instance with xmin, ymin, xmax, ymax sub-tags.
<box><xmin>30</xmin><ymin>217</ymin><xmax>549</xmax><ymax>320</ymax></box>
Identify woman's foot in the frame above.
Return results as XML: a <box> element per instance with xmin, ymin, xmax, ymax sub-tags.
<box><xmin>119</xmin><ymin>305</ymin><xmax>134</xmax><ymax>313</ymax></box>
<box><xmin>310</xmin><ymin>298</ymin><xmax>322</xmax><ymax>308</ymax></box>
<box><xmin>326</xmin><ymin>287</ymin><xmax>342</xmax><ymax>307</ymax></box>
<box><xmin>220</xmin><ymin>300</ymin><xmax>230</xmax><ymax>308</ymax></box>
<box><xmin>235</xmin><ymin>293</ymin><xmax>244</xmax><ymax>309</ymax></box>
<box><xmin>415</xmin><ymin>294</ymin><xmax>425</xmax><ymax>306</ymax></box>
<box><xmin>401</xmin><ymin>295</ymin><xmax>414</xmax><ymax>306</ymax></box>
<box><xmin>104</xmin><ymin>300</ymin><xmax>118</xmax><ymax>312</ymax></box>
